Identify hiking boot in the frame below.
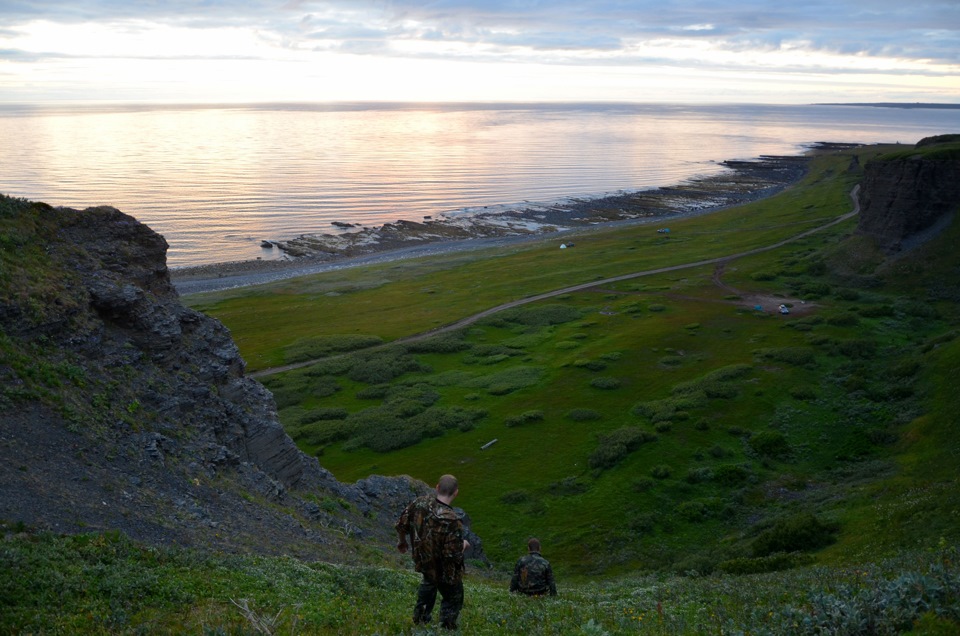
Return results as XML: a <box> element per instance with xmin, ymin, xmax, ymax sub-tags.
<box><xmin>413</xmin><ymin>610</ymin><xmax>432</xmax><ymax>625</ymax></box>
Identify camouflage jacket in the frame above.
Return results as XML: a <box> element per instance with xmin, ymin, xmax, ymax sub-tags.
<box><xmin>510</xmin><ymin>551</ymin><xmax>557</xmax><ymax>596</ymax></box>
<box><xmin>395</xmin><ymin>495</ymin><xmax>465</xmax><ymax>585</ymax></box>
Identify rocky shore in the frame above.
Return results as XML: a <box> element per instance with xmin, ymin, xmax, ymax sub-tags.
<box><xmin>172</xmin><ymin>146</ymin><xmax>856</xmax><ymax>295</ymax></box>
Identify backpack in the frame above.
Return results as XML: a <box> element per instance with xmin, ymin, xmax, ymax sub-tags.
<box><xmin>417</xmin><ymin>503</ymin><xmax>464</xmax><ymax>584</ymax></box>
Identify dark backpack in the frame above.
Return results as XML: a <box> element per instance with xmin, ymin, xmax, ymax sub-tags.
<box><xmin>418</xmin><ymin>505</ymin><xmax>463</xmax><ymax>584</ymax></box>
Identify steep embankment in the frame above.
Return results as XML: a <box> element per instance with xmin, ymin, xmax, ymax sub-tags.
<box><xmin>0</xmin><ymin>198</ymin><xmax>460</xmax><ymax>561</ymax></box>
<box><xmin>856</xmin><ymin>134</ymin><xmax>960</xmax><ymax>252</ymax></box>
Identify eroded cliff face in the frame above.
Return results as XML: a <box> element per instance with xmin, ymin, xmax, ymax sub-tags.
<box><xmin>0</xmin><ymin>200</ymin><xmax>490</xmax><ymax>562</ymax></box>
<box><xmin>856</xmin><ymin>136</ymin><xmax>960</xmax><ymax>253</ymax></box>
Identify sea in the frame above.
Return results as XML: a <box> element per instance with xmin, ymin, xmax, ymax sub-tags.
<box><xmin>1</xmin><ymin>102</ymin><xmax>957</xmax><ymax>268</ymax></box>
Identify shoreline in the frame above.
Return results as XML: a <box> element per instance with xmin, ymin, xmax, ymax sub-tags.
<box><xmin>171</xmin><ymin>143</ymin><xmax>857</xmax><ymax>296</ymax></box>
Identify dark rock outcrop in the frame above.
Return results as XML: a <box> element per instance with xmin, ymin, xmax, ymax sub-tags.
<box><xmin>0</xmin><ymin>198</ymin><xmax>484</xmax><ymax>564</ymax></box>
<box><xmin>856</xmin><ymin>135</ymin><xmax>960</xmax><ymax>253</ymax></box>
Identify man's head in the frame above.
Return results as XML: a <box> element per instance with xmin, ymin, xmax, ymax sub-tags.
<box><xmin>527</xmin><ymin>538</ymin><xmax>541</xmax><ymax>553</ymax></box>
<box><xmin>436</xmin><ymin>474</ymin><xmax>459</xmax><ymax>497</ymax></box>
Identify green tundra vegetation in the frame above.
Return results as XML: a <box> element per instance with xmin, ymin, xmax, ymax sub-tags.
<box><xmin>4</xmin><ymin>143</ymin><xmax>959</xmax><ymax>633</ymax></box>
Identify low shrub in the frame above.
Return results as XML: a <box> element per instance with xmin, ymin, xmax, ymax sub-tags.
<box><xmin>798</xmin><ymin>282</ymin><xmax>831</xmax><ymax>299</ymax></box>
<box><xmin>504</xmin><ymin>410</ymin><xmax>545</xmax><ymax>427</ymax></box>
<box><xmin>704</xmin><ymin>382</ymin><xmax>739</xmax><ymax>399</ymax></box>
<box><xmin>633</xmin><ymin>395</ymin><xmax>706</xmax><ymax>423</ymax></box>
<box><xmin>889</xmin><ymin>357</ymin><xmax>922</xmax><ymax>379</ymax></box>
<box><xmin>590</xmin><ymin>376</ymin><xmax>621</xmax><ymax>390</ymax></box>
<box><xmin>304</xmin><ymin>356</ymin><xmax>355</xmax><ymax>376</ymax></box>
<box><xmin>573</xmin><ymin>358</ymin><xmax>607</xmax><ymax>371</ymax></box>
<box><xmin>466</xmin><ymin>366</ymin><xmax>545</xmax><ymax>395</ymax></box>
<box><xmin>283</xmin><ymin>334</ymin><xmax>384</xmax><ymax>364</ymax></box>
<box><xmin>704</xmin><ymin>364</ymin><xmax>753</xmax><ymax>382</ymax></box>
<box><xmin>295</xmin><ymin>418</ymin><xmax>357</xmax><ymax>446</ymax></box>
<box><xmin>548</xmin><ymin>477</ymin><xmax>589</xmax><ymax>496</ymax></box>
<box><xmin>628</xmin><ymin>513</ymin><xmax>657</xmax><ymax>534</ymax></box>
<box><xmin>714</xmin><ymin>463</ymin><xmax>751</xmax><ymax>485</ymax></box>
<box><xmin>751</xmin><ymin>513</ymin><xmax>839</xmax><ymax>556</ymax></box>
<box><xmin>676</xmin><ymin>500</ymin><xmax>710</xmax><ymax>522</ymax></box>
<box><xmin>651</xmin><ymin>464</ymin><xmax>672</xmax><ymax>479</ymax></box>
<box><xmin>685</xmin><ymin>467</ymin><xmax>714</xmax><ymax>484</ymax></box>
<box><xmin>497</xmin><ymin>304</ymin><xmax>583</xmax><ymax>326</ymax></box>
<box><xmin>717</xmin><ymin>552</ymin><xmax>813</xmax><ymax>574</ymax></box>
<box><xmin>405</xmin><ymin>333</ymin><xmax>471</xmax><ymax>353</ymax></box>
<box><xmin>461</xmin><ymin>344</ymin><xmax>523</xmax><ymax>365</ymax></box>
<box><xmin>347</xmin><ymin>351</ymin><xmax>427</xmax><ymax>384</ymax></box>
<box><xmin>789</xmin><ymin>385</ymin><xmax>817</xmax><ymax>400</ymax></box>
<box><xmin>631</xmin><ymin>477</ymin><xmax>656</xmax><ymax>492</ymax></box>
<box><xmin>897</xmin><ymin>299</ymin><xmax>938</xmax><ymax>318</ymax></box>
<box><xmin>749</xmin><ymin>430</ymin><xmax>791</xmax><ymax>459</ymax></box>
<box><xmin>648</xmin><ymin>304</ymin><xmax>667</xmax><ymax>312</ymax></box>
<box><xmin>588</xmin><ymin>426</ymin><xmax>657</xmax><ymax>469</ymax></box>
<box><xmin>299</xmin><ymin>407</ymin><xmax>349</xmax><ymax>424</ymax></box>
<box><xmin>355</xmin><ymin>384</ymin><xmax>390</xmax><ymax>400</ymax></box>
<box><xmin>709</xmin><ymin>444</ymin><xmax>728</xmax><ymax>458</ymax></box>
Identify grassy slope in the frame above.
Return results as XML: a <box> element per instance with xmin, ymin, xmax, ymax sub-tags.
<box><xmin>186</xmin><ymin>144</ymin><xmax>960</xmax><ymax>583</ymax></box>
<box><xmin>3</xmin><ymin>524</ymin><xmax>958</xmax><ymax>634</ymax></box>
<box><xmin>6</xmin><ymin>145</ymin><xmax>960</xmax><ymax>634</ymax></box>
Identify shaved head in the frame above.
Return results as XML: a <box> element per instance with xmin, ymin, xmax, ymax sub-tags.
<box><xmin>437</xmin><ymin>474</ymin><xmax>458</xmax><ymax>496</ymax></box>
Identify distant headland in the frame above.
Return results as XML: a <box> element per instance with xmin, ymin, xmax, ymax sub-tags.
<box><xmin>815</xmin><ymin>102</ymin><xmax>960</xmax><ymax>109</ymax></box>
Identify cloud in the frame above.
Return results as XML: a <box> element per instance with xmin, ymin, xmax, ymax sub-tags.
<box><xmin>0</xmin><ymin>0</ymin><xmax>956</xmax><ymax>103</ymax></box>
<box><xmin>5</xmin><ymin>0</ymin><xmax>957</xmax><ymax>63</ymax></box>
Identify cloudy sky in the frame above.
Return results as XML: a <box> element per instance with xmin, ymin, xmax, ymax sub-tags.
<box><xmin>1</xmin><ymin>0</ymin><xmax>958</xmax><ymax>104</ymax></box>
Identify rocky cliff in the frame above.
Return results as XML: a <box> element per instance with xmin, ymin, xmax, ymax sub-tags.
<box><xmin>856</xmin><ymin>135</ymin><xmax>960</xmax><ymax>253</ymax></box>
<box><xmin>0</xmin><ymin>197</ymin><xmax>484</xmax><ymax>563</ymax></box>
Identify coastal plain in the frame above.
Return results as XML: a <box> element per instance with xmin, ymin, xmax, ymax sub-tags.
<box><xmin>184</xmin><ymin>141</ymin><xmax>960</xmax><ymax>578</ymax></box>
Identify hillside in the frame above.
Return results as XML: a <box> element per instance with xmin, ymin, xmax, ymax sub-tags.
<box><xmin>183</xmin><ymin>140</ymin><xmax>960</xmax><ymax>577</ymax></box>
<box><xmin>0</xmin><ymin>197</ymin><xmax>454</xmax><ymax>564</ymax></box>
<box><xmin>2</xmin><ymin>137</ymin><xmax>960</xmax><ymax>633</ymax></box>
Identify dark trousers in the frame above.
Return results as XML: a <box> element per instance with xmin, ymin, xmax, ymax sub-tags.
<box><xmin>413</xmin><ymin>576</ymin><xmax>464</xmax><ymax>629</ymax></box>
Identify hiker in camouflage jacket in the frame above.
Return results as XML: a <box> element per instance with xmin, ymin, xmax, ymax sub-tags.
<box><xmin>510</xmin><ymin>538</ymin><xmax>557</xmax><ymax>596</ymax></box>
<box><xmin>396</xmin><ymin>474</ymin><xmax>469</xmax><ymax>630</ymax></box>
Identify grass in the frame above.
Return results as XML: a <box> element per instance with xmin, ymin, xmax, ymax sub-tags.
<box><xmin>180</xmin><ymin>144</ymin><xmax>960</xmax><ymax>583</ymax></box>
<box><xmin>0</xmin><ymin>142</ymin><xmax>938</xmax><ymax>631</ymax></box>
<box><xmin>6</xmin><ymin>142</ymin><xmax>960</xmax><ymax>632</ymax></box>
<box><xmin>3</xmin><ymin>527</ymin><xmax>958</xmax><ymax>634</ymax></box>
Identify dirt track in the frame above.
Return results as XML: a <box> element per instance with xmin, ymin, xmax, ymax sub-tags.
<box><xmin>247</xmin><ymin>187</ymin><xmax>859</xmax><ymax>378</ymax></box>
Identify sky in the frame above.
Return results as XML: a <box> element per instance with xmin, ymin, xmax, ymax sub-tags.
<box><xmin>1</xmin><ymin>0</ymin><xmax>958</xmax><ymax>104</ymax></box>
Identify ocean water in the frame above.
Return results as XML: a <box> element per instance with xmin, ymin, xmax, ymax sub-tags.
<box><xmin>1</xmin><ymin>102</ymin><xmax>957</xmax><ymax>268</ymax></box>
